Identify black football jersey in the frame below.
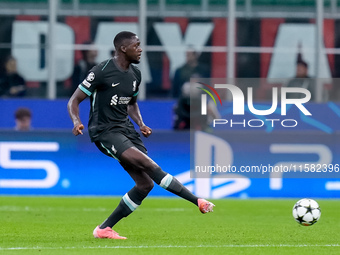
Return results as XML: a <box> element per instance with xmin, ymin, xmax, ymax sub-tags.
<box><xmin>78</xmin><ymin>58</ymin><xmax>141</xmax><ymax>141</ymax></box>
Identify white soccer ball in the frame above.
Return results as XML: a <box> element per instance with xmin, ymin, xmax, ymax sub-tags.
<box><xmin>292</xmin><ymin>198</ymin><xmax>321</xmax><ymax>226</ymax></box>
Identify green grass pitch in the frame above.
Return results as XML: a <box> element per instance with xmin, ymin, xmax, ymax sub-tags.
<box><xmin>0</xmin><ymin>196</ymin><xmax>339</xmax><ymax>255</ymax></box>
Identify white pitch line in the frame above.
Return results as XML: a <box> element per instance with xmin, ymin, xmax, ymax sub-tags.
<box><xmin>0</xmin><ymin>244</ymin><xmax>339</xmax><ymax>251</ymax></box>
<box><xmin>0</xmin><ymin>206</ymin><xmax>109</xmax><ymax>212</ymax></box>
<box><xmin>0</xmin><ymin>206</ymin><xmax>188</xmax><ymax>212</ymax></box>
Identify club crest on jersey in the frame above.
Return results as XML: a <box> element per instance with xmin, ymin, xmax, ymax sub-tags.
<box><xmin>111</xmin><ymin>145</ymin><xmax>117</xmax><ymax>154</ymax></box>
<box><xmin>86</xmin><ymin>72</ymin><xmax>95</xmax><ymax>82</ymax></box>
<box><xmin>132</xmin><ymin>80</ymin><xmax>137</xmax><ymax>91</ymax></box>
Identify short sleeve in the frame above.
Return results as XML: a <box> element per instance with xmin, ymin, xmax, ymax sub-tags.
<box><xmin>132</xmin><ymin>65</ymin><xmax>141</xmax><ymax>97</ymax></box>
<box><xmin>133</xmin><ymin>83</ymin><xmax>139</xmax><ymax>97</ymax></box>
<box><xmin>78</xmin><ymin>67</ymin><xmax>102</xmax><ymax>96</ymax></box>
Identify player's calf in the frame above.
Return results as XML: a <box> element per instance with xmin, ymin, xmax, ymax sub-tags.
<box><xmin>148</xmin><ymin>167</ymin><xmax>199</xmax><ymax>206</ymax></box>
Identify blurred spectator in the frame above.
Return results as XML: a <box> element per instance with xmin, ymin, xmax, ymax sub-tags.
<box><xmin>14</xmin><ymin>107</ymin><xmax>32</xmax><ymax>131</ymax></box>
<box><xmin>71</xmin><ymin>41</ymin><xmax>98</xmax><ymax>94</ymax></box>
<box><xmin>173</xmin><ymin>82</ymin><xmax>191</xmax><ymax>130</ymax></box>
<box><xmin>173</xmin><ymin>79</ymin><xmax>220</xmax><ymax>131</ymax></box>
<box><xmin>329</xmin><ymin>79</ymin><xmax>340</xmax><ymax>101</ymax></box>
<box><xmin>0</xmin><ymin>55</ymin><xmax>26</xmax><ymax>97</ymax></box>
<box><xmin>171</xmin><ymin>48</ymin><xmax>209</xmax><ymax>98</ymax></box>
<box><xmin>285</xmin><ymin>54</ymin><xmax>319</xmax><ymax>101</ymax></box>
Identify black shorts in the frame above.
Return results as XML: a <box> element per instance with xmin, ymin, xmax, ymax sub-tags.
<box><xmin>94</xmin><ymin>124</ymin><xmax>147</xmax><ymax>161</ymax></box>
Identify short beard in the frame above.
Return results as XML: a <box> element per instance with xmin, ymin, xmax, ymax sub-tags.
<box><xmin>131</xmin><ymin>59</ymin><xmax>140</xmax><ymax>64</ymax></box>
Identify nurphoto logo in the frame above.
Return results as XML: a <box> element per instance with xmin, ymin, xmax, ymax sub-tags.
<box><xmin>198</xmin><ymin>83</ymin><xmax>312</xmax><ymax>128</ymax></box>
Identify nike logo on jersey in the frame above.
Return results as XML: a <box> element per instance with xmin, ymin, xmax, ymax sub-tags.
<box><xmin>112</xmin><ymin>82</ymin><xmax>120</xmax><ymax>87</ymax></box>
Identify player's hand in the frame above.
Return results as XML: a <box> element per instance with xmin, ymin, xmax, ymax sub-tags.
<box><xmin>72</xmin><ymin>123</ymin><xmax>84</xmax><ymax>136</ymax></box>
<box><xmin>140</xmin><ymin>125</ymin><xmax>152</xmax><ymax>137</ymax></box>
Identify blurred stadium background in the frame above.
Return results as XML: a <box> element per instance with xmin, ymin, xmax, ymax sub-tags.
<box><xmin>0</xmin><ymin>0</ymin><xmax>340</xmax><ymax>199</ymax></box>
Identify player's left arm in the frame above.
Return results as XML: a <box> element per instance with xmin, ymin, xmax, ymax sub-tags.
<box><xmin>128</xmin><ymin>96</ymin><xmax>152</xmax><ymax>137</ymax></box>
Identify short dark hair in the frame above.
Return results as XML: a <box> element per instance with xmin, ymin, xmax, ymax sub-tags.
<box><xmin>15</xmin><ymin>107</ymin><xmax>31</xmax><ymax>120</ymax></box>
<box><xmin>113</xmin><ymin>31</ymin><xmax>136</xmax><ymax>51</ymax></box>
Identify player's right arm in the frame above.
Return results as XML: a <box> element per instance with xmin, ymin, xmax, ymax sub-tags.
<box><xmin>68</xmin><ymin>65</ymin><xmax>102</xmax><ymax>136</ymax></box>
<box><xmin>67</xmin><ymin>88</ymin><xmax>87</xmax><ymax>136</ymax></box>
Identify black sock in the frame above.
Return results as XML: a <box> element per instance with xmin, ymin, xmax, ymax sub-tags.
<box><xmin>149</xmin><ymin>167</ymin><xmax>198</xmax><ymax>206</ymax></box>
<box><xmin>100</xmin><ymin>186</ymin><xmax>148</xmax><ymax>229</ymax></box>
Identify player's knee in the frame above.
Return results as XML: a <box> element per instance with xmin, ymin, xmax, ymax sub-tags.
<box><xmin>135</xmin><ymin>159</ymin><xmax>158</xmax><ymax>173</ymax></box>
<box><xmin>145</xmin><ymin>179</ymin><xmax>154</xmax><ymax>192</ymax></box>
<box><xmin>137</xmin><ymin>179</ymin><xmax>154</xmax><ymax>193</ymax></box>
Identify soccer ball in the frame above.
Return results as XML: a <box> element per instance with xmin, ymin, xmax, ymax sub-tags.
<box><xmin>292</xmin><ymin>198</ymin><xmax>321</xmax><ymax>226</ymax></box>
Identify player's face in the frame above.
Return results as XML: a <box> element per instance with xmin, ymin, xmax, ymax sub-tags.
<box><xmin>126</xmin><ymin>36</ymin><xmax>142</xmax><ymax>64</ymax></box>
